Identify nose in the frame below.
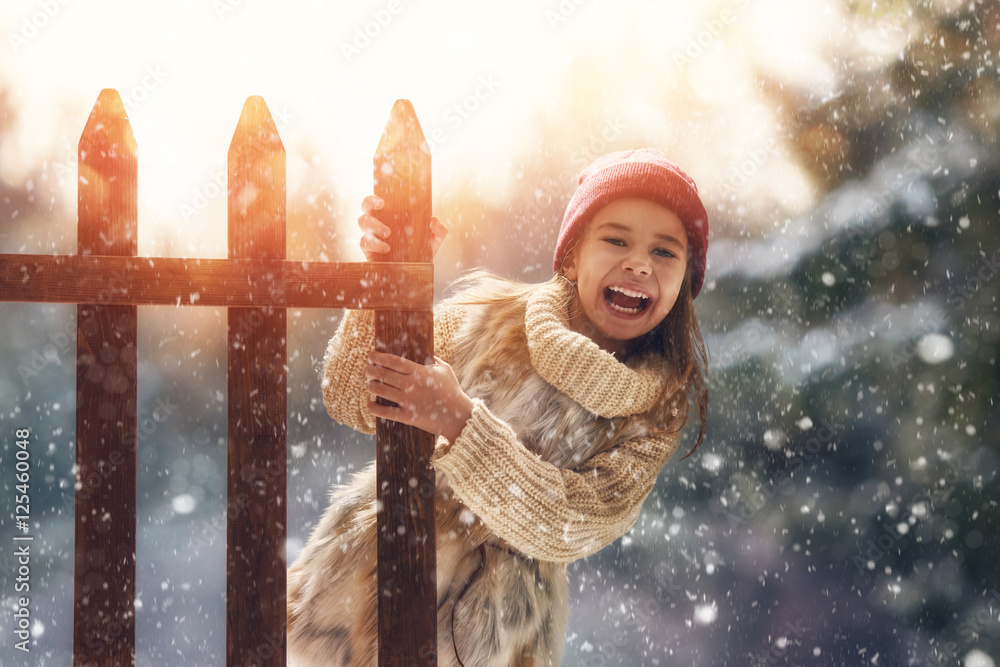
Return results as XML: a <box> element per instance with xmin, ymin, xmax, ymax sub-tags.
<box><xmin>622</xmin><ymin>252</ymin><xmax>651</xmax><ymax>276</ymax></box>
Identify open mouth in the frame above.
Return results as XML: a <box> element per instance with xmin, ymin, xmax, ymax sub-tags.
<box><xmin>604</xmin><ymin>285</ymin><xmax>651</xmax><ymax>315</ymax></box>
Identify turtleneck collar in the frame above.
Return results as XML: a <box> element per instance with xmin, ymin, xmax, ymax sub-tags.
<box><xmin>524</xmin><ymin>278</ymin><xmax>670</xmax><ymax>418</ymax></box>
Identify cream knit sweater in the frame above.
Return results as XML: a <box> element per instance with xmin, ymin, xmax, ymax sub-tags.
<box><xmin>321</xmin><ymin>277</ymin><xmax>680</xmax><ymax>563</ymax></box>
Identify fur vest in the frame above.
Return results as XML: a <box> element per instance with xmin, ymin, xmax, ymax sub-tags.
<box><xmin>288</xmin><ymin>276</ymin><xmax>678</xmax><ymax>667</ymax></box>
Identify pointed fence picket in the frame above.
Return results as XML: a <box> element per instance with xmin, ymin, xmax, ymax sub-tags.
<box><xmin>373</xmin><ymin>100</ymin><xmax>437</xmax><ymax>664</ymax></box>
<box><xmin>74</xmin><ymin>85</ymin><xmax>139</xmax><ymax>667</ymax></box>
<box><xmin>0</xmin><ymin>90</ymin><xmax>438</xmax><ymax>666</ymax></box>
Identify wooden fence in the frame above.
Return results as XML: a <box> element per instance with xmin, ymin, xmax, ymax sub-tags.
<box><xmin>0</xmin><ymin>89</ymin><xmax>438</xmax><ymax>666</ymax></box>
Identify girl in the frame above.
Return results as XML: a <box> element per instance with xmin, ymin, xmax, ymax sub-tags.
<box><xmin>287</xmin><ymin>148</ymin><xmax>710</xmax><ymax>666</ymax></box>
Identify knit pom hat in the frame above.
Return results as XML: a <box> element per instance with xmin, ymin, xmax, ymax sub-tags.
<box><xmin>553</xmin><ymin>148</ymin><xmax>709</xmax><ymax>298</ymax></box>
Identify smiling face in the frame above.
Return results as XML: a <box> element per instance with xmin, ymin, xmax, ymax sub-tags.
<box><xmin>561</xmin><ymin>198</ymin><xmax>689</xmax><ymax>357</ymax></box>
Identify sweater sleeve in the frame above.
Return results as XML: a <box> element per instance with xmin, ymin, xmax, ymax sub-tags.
<box><xmin>320</xmin><ymin>304</ymin><xmax>467</xmax><ymax>434</ymax></box>
<box><xmin>432</xmin><ymin>399</ymin><xmax>680</xmax><ymax>563</ymax></box>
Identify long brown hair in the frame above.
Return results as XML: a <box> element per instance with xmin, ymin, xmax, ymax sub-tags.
<box><xmin>624</xmin><ymin>263</ymin><xmax>710</xmax><ymax>459</ymax></box>
<box><xmin>447</xmin><ymin>262</ymin><xmax>710</xmax><ymax>459</ymax></box>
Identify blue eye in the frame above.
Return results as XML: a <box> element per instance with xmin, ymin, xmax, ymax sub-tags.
<box><xmin>604</xmin><ymin>237</ymin><xmax>626</xmax><ymax>247</ymax></box>
<box><xmin>653</xmin><ymin>248</ymin><xmax>675</xmax><ymax>258</ymax></box>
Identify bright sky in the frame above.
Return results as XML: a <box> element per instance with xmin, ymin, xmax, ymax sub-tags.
<box><xmin>0</xmin><ymin>0</ymin><xmax>906</xmax><ymax>259</ymax></box>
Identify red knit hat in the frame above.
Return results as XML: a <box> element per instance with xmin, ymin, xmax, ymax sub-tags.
<box><xmin>553</xmin><ymin>148</ymin><xmax>709</xmax><ymax>298</ymax></box>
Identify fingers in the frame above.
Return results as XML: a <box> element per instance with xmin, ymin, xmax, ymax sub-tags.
<box><xmin>364</xmin><ymin>353</ymin><xmax>472</xmax><ymax>440</ymax></box>
<box><xmin>360</xmin><ymin>195</ymin><xmax>448</xmax><ymax>261</ymax></box>
<box><xmin>367</xmin><ymin>399</ymin><xmax>419</xmax><ymax>427</ymax></box>
<box><xmin>368</xmin><ymin>351</ymin><xmax>420</xmax><ymax>374</ymax></box>
<box><xmin>430</xmin><ymin>216</ymin><xmax>448</xmax><ymax>258</ymax></box>
<box><xmin>367</xmin><ymin>381</ymin><xmax>410</xmax><ymax>407</ymax></box>
<box><xmin>365</xmin><ymin>364</ymin><xmax>413</xmax><ymax>412</ymax></box>
<box><xmin>365</xmin><ymin>353</ymin><xmax>420</xmax><ymax>422</ymax></box>
<box><xmin>359</xmin><ymin>196</ymin><xmax>389</xmax><ymax>261</ymax></box>
<box><xmin>359</xmin><ymin>228</ymin><xmax>391</xmax><ymax>261</ymax></box>
<box><xmin>358</xmin><ymin>205</ymin><xmax>391</xmax><ymax>260</ymax></box>
<box><xmin>364</xmin><ymin>352</ymin><xmax>423</xmax><ymax>400</ymax></box>
<box><xmin>367</xmin><ymin>399</ymin><xmax>395</xmax><ymax>420</ymax></box>
<box><xmin>361</xmin><ymin>195</ymin><xmax>384</xmax><ymax>214</ymax></box>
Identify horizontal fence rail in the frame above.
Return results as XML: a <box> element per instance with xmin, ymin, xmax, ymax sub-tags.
<box><xmin>0</xmin><ymin>255</ymin><xmax>433</xmax><ymax>309</ymax></box>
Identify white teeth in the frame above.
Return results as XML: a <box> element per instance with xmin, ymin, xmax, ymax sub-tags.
<box><xmin>608</xmin><ymin>285</ymin><xmax>649</xmax><ymax>300</ymax></box>
<box><xmin>608</xmin><ymin>301</ymin><xmax>640</xmax><ymax>314</ymax></box>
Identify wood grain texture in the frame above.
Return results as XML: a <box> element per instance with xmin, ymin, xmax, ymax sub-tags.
<box><xmin>226</xmin><ymin>96</ymin><xmax>287</xmax><ymax>667</ymax></box>
<box><xmin>73</xmin><ymin>88</ymin><xmax>138</xmax><ymax>667</ymax></box>
<box><xmin>373</xmin><ymin>99</ymin><xmax>438</xmax><ymax>667</ymax></box>
<box><xmin>0</xmin><ymin>254</ymin><xmax>432</xmax><ymax>310</ymax></box>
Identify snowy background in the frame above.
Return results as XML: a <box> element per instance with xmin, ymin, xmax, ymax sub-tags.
<box><xmin>0</xmin><ymin>0</ymin><xmax>998</xmax><ymax>664</ymax></box>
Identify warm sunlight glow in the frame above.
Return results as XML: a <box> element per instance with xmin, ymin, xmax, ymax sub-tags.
<box><xmin>1</xmin><ymin>0</ymin><xmax>881</xmax><ymax>260</ymax></box>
